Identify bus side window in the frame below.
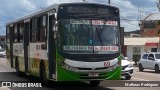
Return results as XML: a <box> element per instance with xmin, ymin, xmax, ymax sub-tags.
<box><xmin>14</xmin><ymin>24</ymin><xmax>18</xmax><ymax>43</ymax></box>
<box><xmin>30</xmin><ymin>17</ymin><xmax>37</xmax><ymax>42</ymax></box>
<box><xmin>19</xmin><ymin>22</ymin><xmax>24</xmax><ymax>42</ymax></box>
<box><xmin>39</xmin><ymin>15</ymin><xmax>47</xmax><ymax>43</ymax></box>
<box><xmin>17</xmin><ymin>23</ymin><xmax>20</xmax><ymax>42</ymax></box>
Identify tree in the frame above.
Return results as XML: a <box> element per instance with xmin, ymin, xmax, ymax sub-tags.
<box><xmin>156</xmin><ymin>0</ymin><xmax>160</xmax><ymax>12</ymax></box>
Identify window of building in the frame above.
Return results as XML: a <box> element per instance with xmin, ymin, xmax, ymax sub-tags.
<box><xmin>151</xmin><ymin>48</ymin><xmax>157</xmax><ymax>52</ymax></box>
<box><xmin>144</xmin><ymin>21</ymin><xmax>156</xmax><ymax>29</ymax></box>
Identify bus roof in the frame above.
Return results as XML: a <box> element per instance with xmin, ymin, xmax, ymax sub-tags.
<box><xmin>6</xmin><ymin>2</ymin><xmax>119</xmax><ymax>25</ymax></box>
<box><xmin>6</xmin><ymin>3</ymin><xmax>58</xmax><ymax>25</ymax></box>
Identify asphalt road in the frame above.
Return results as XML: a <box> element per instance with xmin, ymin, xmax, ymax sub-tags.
<box><xmin>0</xmin><ymin>58</ymin><xmax>160</xmax><ymax>90</ymax></box>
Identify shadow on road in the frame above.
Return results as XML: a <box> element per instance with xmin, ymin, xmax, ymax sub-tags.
<box><xmin>139</xmin><ymin>70</ymin><xmax>159</xmax><ymax>74</ymax></box>
<box><xmin>45</xmin><ymin>82</ymin><xmax>114</xmax><ymax>90</ymax></box>
<box><xmin>0</xmin><ymin>72</ymin><xmax>114</xmax><ymax>90</ymax></box>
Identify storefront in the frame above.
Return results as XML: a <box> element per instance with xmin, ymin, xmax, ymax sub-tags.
<box><xmin>124</xmin><ymin>37</ymin><xmax>159</xmax><ymax>63</ymax></box>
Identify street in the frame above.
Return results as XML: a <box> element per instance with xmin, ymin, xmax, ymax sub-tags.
<box><xmin>0</xmin><ymin>58</ymin><xmax>160</xmax><ymax>90</ymax></box>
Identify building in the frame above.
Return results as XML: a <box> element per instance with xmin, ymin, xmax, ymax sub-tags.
<box><xmin>0</xmin><ymin>35</ymin><xmax>6</xmax><ymax>49</ymax></box>
<box><xmin>140</xmin><ymin>13</ymin><xmax>160</xmax><ymax>37</ymax></box>
<box><xmin>124</xmin><ymin>30</ymin><xmax>141</xmax><ymax>37</ymax></box>
<box><xmin>0</xmin><ymin>35</ymin><xmax>5</xmax><ymax>42</ymax></box>
<box><xmin>123</xmin><ymin>37</ymin><xmax>159</xmax><ymax>64</ymax></box>
<box><xmin>125</xmin><ymin>13</ymin><xmax>160</xmax><ymax>64</ymax></box>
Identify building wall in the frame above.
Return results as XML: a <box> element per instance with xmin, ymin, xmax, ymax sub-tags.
<box><xmin>141</xmin><ymin>25</ymin><xmax>160</xmax><ymax>37</ymax></box>
<box><xmin>124</xmin><ymin>37</ymin><xmax>159</xmax><ymax>61</ymax></box>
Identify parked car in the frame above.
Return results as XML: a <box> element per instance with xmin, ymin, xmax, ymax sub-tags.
<box><xmin>121</xmin><ymin>55</ymin><xmax>133</xmax><ymax>80</ymax></box>
<box><xmin>0</xmin><ymin>49</ymin><xmax>6</xmax><ymax>58</ymax></box>
<box><xmin>139</xmin><ymin>52</ymin><xmax>160</xmax><ymax>73</ymax></box>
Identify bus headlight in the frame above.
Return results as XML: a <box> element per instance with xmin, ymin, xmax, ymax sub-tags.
<box><xmin>59</xmin><ymin>60</ymin><xmax>78</xmax><ymax>71</ymax></box>
<box><xmin>110</xmin><ymin>64</ymin><xmax>119</xmax><ymax>71</ymax></box>
<box><xmin>63</xmin><ymin>64</ymin><xmax>78</xmax><ymax>71</ymax></box>
<box><xmin>128</xmin><ymin>64</ymin><xmax>133</xmax><ymax>68</ymax></box>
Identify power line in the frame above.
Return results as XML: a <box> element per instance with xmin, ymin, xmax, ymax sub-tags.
<box><xmin>0</xmin><ymin>25</ymin><xmax>5</xmax><ymax>30</ymax></box>
<box><xmin>120</xmin><ymin>16</ymin><xmax>139</xmax><ymax>28</ymax></box>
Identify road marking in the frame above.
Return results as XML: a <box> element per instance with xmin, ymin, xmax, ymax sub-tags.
<box><xmin>0</xmin><ymin>87</ymin><xmax>11</xmax><ymax>90</ymax></box>
<box><xmin>132</xmin><ymin>77</ymin><xmax>150</xmax><ymax>81</ymax></box>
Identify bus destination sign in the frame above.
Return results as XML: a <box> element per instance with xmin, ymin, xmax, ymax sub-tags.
<box><xmin>67</xmin><ymin>7</ymin><xmax>114</xmax><ymax>15</ymax></box>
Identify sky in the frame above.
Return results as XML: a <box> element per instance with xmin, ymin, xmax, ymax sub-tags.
<box><xmin>0</xmin><ymin>0</ymin><xmax>159</xmax><ymax>35</ymax></box>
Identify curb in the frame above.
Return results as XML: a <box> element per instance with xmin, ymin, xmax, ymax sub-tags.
<box><xmin>0</xmin><ymin>87</ymin><xmax>11</xmax><ymax>90</ymax></box>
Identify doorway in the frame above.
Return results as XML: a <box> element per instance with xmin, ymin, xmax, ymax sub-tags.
<box><xmin>133</xmin><ymin>47</ymin><xmax>141</xmax><ymax>65</ymax></box>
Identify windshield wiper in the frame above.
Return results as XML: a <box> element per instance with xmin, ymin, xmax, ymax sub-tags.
<box><xmin>96</xmin><ymin>28</ymin><xmax>103</xmax><ymax>45</ymax></box>
<box><xmin>95</xmin><ymin>18</ymin><xmax>109</xmax><ymax>46</ymax></box>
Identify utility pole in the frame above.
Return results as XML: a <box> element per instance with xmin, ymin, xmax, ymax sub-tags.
<box><xmin>108</xmin><ymin>0</ymin><xmax>110</xmax><ymax>4</ymax></box>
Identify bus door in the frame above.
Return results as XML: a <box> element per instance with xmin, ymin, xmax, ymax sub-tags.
<box><xmin>9</xmin><ymin>25</ymin><xmax>14</xmax><ymax>68</ymax></box>
<box><xmin>48</xmin><ymin>11</ymin><xmax>56</xmax><ymax>79</ymax></box>
<box><xmin>24</xmin><ymin>19</ymin><xmax>30</xmax><ymax>73</ymax></box>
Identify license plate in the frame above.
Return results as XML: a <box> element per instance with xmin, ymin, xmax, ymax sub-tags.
<box><xmin>88</xmin><ymin>73</ymin><xmax>99</xmax><ymax>77</ymax></box>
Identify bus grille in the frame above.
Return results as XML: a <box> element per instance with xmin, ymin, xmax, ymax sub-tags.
<box><xmin>77</xmin><ymin>67</ymin><xmax>109</xmax><ymax>70</ymax></box>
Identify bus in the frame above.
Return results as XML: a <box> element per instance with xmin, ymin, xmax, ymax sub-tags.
<box><xmin>6</xmin><ymin>2</ymin><xmax>123</xmax><ymax>86</ymax></box>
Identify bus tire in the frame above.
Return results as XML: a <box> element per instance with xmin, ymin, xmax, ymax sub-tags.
<box><xmin>89</xmin><ymin>80</ymin><xmax>100</xmax><ymax>86</ymax></box>
<box><xmin>125</xmin><ymin>76</ymin><xmax>131</xmax><ymax>80</ymax></box>
<box><xmin>39</xmin><ymin>61</ymin><xmax>46</xmax><ymax>83</ymax></box>
<box><xmin>15</xmin><ymin>57</ymin><xmax>20</xmax><ymax>76</ymax></box>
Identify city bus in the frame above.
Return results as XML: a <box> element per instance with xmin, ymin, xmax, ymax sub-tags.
<box><xmin>6</xmin><ymin>2</ymin><xmax>123</xmax><ymax>86</ymax></box>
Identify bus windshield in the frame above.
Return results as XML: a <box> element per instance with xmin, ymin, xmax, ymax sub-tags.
<box><xmin>58</xmin><ymin>19</ymin><xmax>119</xmax><ymax>54</ymax></box>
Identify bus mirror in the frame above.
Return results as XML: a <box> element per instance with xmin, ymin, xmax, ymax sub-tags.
<box><xmin>52</xmin><ymin>13</ymin><xmax>57</xmax><ymax>20</ymax></box>
<box><xmin>53</xmin><ymin>22</ymin><xmax>58</xmax><ymax>32</ymax></box>
<box><xmin>54</xmin><ymin>13</ymin><xmax>57</xmax><ymax>19</ymax></box>
<box><xmin>53</xmin><ymin>23</ymin><xmax>58</xmax><ymax>39</ymax></box>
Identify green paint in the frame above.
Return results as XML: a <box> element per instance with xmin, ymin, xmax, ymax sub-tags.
<box><xmin>56</xmin><ymin>52</ymin><xmax>122</xmax><ymax>81</ymax></box>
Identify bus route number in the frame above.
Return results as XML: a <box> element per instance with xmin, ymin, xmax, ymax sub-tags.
<box><xmin>36</xmin><ymin>45</ymin><xmax>41</xmax><ymax>50</ymax></box>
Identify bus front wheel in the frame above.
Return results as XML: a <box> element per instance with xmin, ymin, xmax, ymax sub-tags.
<box><xmin>89</xmin><ymin>80</ymin><xmax>100</xmax><ymax>86</ymax></box>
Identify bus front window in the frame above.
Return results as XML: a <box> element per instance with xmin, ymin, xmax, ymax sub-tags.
<box><xmin>58</xmin><ymin>19</ymin><xmax>119</xmax><ymax>54</ymax></box>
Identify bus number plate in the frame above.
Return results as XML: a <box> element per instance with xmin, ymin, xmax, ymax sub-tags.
<box><xmin>88</xmin><ymin>73</ymin><xmax>99</xmax><ymax>77</ymax></box>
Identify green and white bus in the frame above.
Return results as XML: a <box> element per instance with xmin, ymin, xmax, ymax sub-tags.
<box><xmin>6</xmin><ymin>2</ymin><xmax>123</xmax><ymax>86</ymax></box>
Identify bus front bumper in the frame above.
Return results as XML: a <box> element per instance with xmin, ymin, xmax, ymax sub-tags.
<box><xmin>56</xmin><ymin>66</ymin><xmax>121</xmax><ymax>81</ymax></box>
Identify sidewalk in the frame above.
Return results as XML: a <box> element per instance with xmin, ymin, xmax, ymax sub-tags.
<box><xmin>0</xmin><ymin>87</ymin><xmax>11</xmax><ymax>90</ymax></box>
<box><xmin>130</xmin><ymin>61</ymin><xmax>139</xmax><ymax>67</ymax></box>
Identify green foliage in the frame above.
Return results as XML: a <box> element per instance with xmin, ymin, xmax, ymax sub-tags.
<box><xmin>157</xmin><ymin>20</ymin><xmax>160</xmax><ymax>25</ymax></box>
